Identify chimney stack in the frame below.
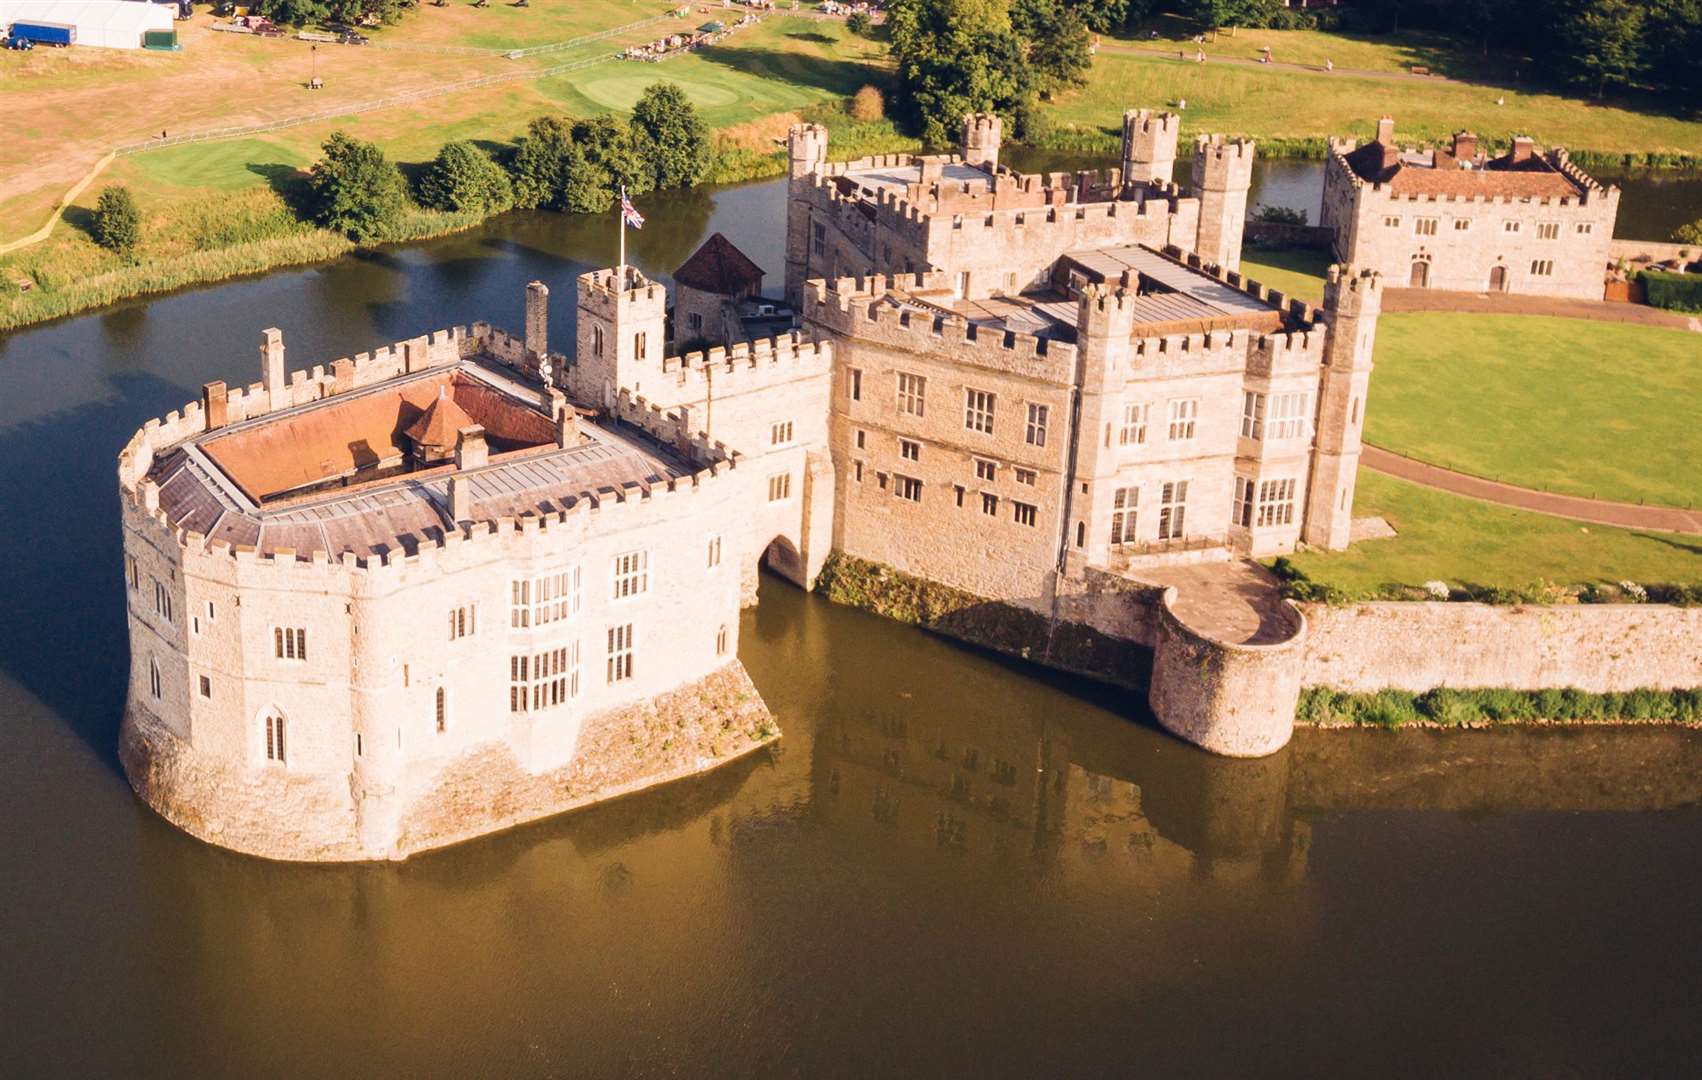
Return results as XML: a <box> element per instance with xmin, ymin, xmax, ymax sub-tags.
<box><xmin>448</xmin><ymin>475</ymin><xmax>471</xmax><ymax>524</ymax></box>
<box><xmin>202</xmin><ymin>380</ymin><xmax>228</xmax><ymax>430</ymax></box>
<box><xmin>556</xmin><ymin>408</ymin><xmax>579</xmax><ymax>448</ymax></box>
<box><xmin>1511</xmin><ymin>136</ymin><xmax>1535</xmax><ymax>163</ymax></box>
<box><xmin>1375</xmin><ymin>116</ymin><xmax>1395</xmax><ymax>146</ymax></box>
<box><xmin>525</xmin><ymin>280</ymin><xmax>549</xmax><ymax>361</ymax></box>
<box><xmin>1451</xmin><ymin>130</ymin><xmax>1478</xmax><ymax>161</ymax></box>
<box><xmin>260</xmin><ymin>328</ymin><xmax>286</xmax><ymax>409</ymax></box>
<box><xmin>454</xmin><ymin>425</ymin><xmax>488</xmax><ymax>472</ymax></box>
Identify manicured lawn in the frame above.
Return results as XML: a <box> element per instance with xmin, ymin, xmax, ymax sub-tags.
<box><xmin>1045</xmin><ymin>51</ymin><xmax>1702</xmax><ymax>160</ymax></box>
<box><xmin>1239</xmin><ymin>246</ymin><xmax>1331</xmax><ymax>303</ymax></box>
<box><xmin>129</xmin><ymin>139</ymin><xmax>308</xmax><ymax>191</ymax></box>
<box><xmin>1117</xmin><ymin>13</ymin><xmax>1516</xmax><ymax>79</ymax></box>
<box><xmin>1365</xmin><ymin>314</ymin><xmax>1702</xmax><ymax>507</ymax></box>
<box><xmin>1279</xmin><ymin>471</ymin><xmax>1702</xmax><ymax>592</ymax></box>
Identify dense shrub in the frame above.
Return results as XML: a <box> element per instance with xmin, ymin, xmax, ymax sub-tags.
<box><xmin>91</xmin><ymin>185</ymin><xmax>143</xmax><ymax>257</ymax></box>
<box><xmin>307</xmin><ymin>132</ymin><xmax>408</xmax><ymax>242</ymax></box>
<box><xmin>418</xmin><ymin>141</ymin><xmax>513</xmax><ymax>214</ymax></box>
<box><xmin>846</xmin><ymin>11</ymin><xmax>871</xmax><ymax>34</ymax></box>
<box><xmin>1639</xmin><ymin>269</ymin><xmax>1702</xmax><ymax>313</ymax></box>
<box><xmin>850</xmin><ymin>84</ymin><xmax>886</xmax><ymax>123</ymax></box>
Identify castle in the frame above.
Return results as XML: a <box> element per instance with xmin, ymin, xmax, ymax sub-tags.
<box><xmin>120</xmin><ymin>108</ymin><xmax>1685</xmax><ymax>863</ymax></box>
<box><xmin>1322</xmin><ymin>117</ymin><xmax>1619</xmax><ymax>299</ymax></box>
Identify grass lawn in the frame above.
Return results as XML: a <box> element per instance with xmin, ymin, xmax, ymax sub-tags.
<box><xmin>1238</xmin><ymin>246</ymin><xmax>1332</xmax><ymax>303</ymax></box>
<box><xmin>1365</xmin><ymin>314</ymin><xmax>1702</xmax><ymax>508</ymax></box>
<box><xmin>1280</xmin><ymin>471</ymin><xmax>1702</xmax><ymax>592</ymax></box>
<box><xmin>1045</xmin><ymin>51</ymin><xmax>1702</xmax><ymax>160</ymax></box>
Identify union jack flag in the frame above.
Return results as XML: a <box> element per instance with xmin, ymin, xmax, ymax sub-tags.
<box><xmin>620</xmin><ymin>187</ymin><xmax>644</xmax><ymax>229</ymax></box>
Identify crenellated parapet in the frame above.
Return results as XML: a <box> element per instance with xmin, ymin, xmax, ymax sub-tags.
<box><xmin>804</xmin><ymin>273</ymin><xmax>1078</xmax><ymax>381</ymax></box>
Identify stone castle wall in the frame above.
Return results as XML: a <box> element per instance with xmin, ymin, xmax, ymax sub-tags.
<box><xmin>119</xmin><ymin>324</ymin><xmax>785</xmax><ymax>861</ymax></box>
<box><xmin>1300</xmin><ymin>602</ymin><xmax>1702</xmax><ymax>693</ymax></box>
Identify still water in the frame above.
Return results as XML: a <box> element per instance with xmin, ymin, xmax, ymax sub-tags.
<box><xmin>3</xmin><ymin>179</ymin><xmax>1702</xmax><ymax>1077</ymax></box>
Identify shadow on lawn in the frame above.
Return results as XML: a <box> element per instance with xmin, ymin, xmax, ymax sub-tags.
<box><xmin>695</xmin><ymin>45</ymin><xmax>879</xmax><ymax>97</ymax></box>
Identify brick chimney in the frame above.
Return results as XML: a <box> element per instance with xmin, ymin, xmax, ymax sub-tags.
<box><xmin>1375</xmin><ymin>116</ymin><xmax>1395</xmax><ymax>145</ymax></box>
<box><xmin>1451</xmin><ymin>130</ymin><xmax>1478</xmax><ymax>161</ymax></box>
<box><xmin>1511</xmin><ymin>136</ymin><xmax>1535</xmax><ymax>163</ymax></box>
<box><xmin>556</xmin><ymin>408</ymin><xmax>579</xmax><ymax>448</ymax></box>
<box><xmin>525</xmin><ymin>280</ymin><xmax>549</xmax><ymax>361</ymax></box>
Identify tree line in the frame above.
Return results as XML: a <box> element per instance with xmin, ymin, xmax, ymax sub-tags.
<box><xmin>884</xmin><ymin>0</ymin><xmax>1701</xmax><ymax>147</ymax></box>
<box><xmin>311</xmin><ymin>82</ymin><xmax>711</xmax><ymax>242</ymax></box>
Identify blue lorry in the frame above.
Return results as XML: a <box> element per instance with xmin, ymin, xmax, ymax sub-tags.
<box><xmin>8</xmin><ymin>22</ymin><xmax>77</xmax><ymax>47</ymax></box>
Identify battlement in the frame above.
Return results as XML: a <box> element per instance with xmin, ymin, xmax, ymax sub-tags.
<box><xmin>804</xmin><ymin>273</ymin><xmax>1078</xmax><ymax>380</ymax></box>
<box><xmin>578</xmin><ymin>267</ymin><xmax>666</xmax><ymax>308</ymax></box>
<box><xmin>1323</xmin><ymin>264</ymin><xmax>1383</xmax><ymax>314</ymax></box>
<box><xmin>1156</xmin><ymin>244</ymin><xmax>1328</xmax><ymax>329</ymax></box>
<box><xmin>659</xmin><ymin>331</ymin><xmax>832</xmax><ymax>379</ymax></box>
<box><xmin>1192</xmin><ymin>135</ymin><xmax>1257</xmax><ymax>188</ymax></box>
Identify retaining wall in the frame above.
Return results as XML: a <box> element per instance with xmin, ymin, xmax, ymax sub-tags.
<box><xmin>1299</xmin><ymin>601</ymin><xmax>1702</xmax><ymax>693</ymax></box>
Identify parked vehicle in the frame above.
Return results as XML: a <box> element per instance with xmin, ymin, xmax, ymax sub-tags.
<box><xmin>5</xmin><ymin>35</ymin><xmax>36</xmax><ymax>50</ymax></box>
<box><xmin>8</xmin><ymin>21</ymin><xmax>76</xmax><ymax>47</ymax></box>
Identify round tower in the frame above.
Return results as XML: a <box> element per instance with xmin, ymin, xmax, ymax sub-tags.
<box><xmin>1190</xmin><ymin>135</ymin><xmax>1256</xmax><ymax>272</ymax></box>
<box><xmin>787</xmin><ymin>122</ymin><xmax>829</xmax><ymax>180</ymax></box>
<box><xmin>1304</xmin><ymin>265</ymin><xmax>1383</xmax><ymax>550</ymax></box>
<box><xmin>1121</xmin><ymin>108</ymin><xmax>1179</xmax><ymax>187</ymax></box>
<box><xmin>961</xmin><ymin>112</ymin><xmax>1002</xmax><ymax>170</ymax></box>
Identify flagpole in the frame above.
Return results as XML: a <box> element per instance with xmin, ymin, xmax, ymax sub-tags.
<box><xmin>618</xmin><ymin>184</ymin><xmax>626</xmax><ymax>279</ymax></box>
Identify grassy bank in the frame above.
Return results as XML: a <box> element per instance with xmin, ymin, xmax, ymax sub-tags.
<box><xmin>1365</xmin><ymin>314</ymin><xmax>1702</xmax><ymax>508</ymax></box>
<box><xmin>1274</xmin><ymin>471</ymin><xmax>1702</xmax><ymax>599</ymax></box>
<box><xmin>1298</xmin><ymin>686</ymin><xmax>1702</xmax><ymax>729</ymax></box>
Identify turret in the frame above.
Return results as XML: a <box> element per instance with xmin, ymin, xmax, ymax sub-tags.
<box><xmin>787</xmin><ymin>122</ymin><xmax>829</xmax><ymax>180</ymax></box>
<box><xmin>962</xmin><ymin>112</ymin><xmax>1002</xmax><ymax>170</ymax></box>
<box><xmin>1304</xmin><ymin>265</ymin><xmax>1382</xmax><ymax>550</ymax></box>
<box><xmin>1121</xmin><ymin>108</ymin><xmax>1179</xmax><ymax>187</ymax></box>
<box><xmin>570</xmin><ymin>266</ymin><xmax>667</xmax><ymax>408</ymax></box>
<box><xmin>1191</xmin><ymin>135</ymin><xmax>1255</xmax><ymax>272</ymax></box>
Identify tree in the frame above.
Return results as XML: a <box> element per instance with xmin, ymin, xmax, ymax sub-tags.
<box><xmin>1672</xmin><ymin>219</ymin><xmax>1702</xmax><ymax>246</ymax></box>
<box><xmin>886</xmin><ymin>0</ymin><xmax>1036</xmax><ymax>146</ymax></box>
<box><xmin>1015</xmin><ymin>0</ymin><xmax>1092</xmax><ymax>95</ymax></box>
<box><xmin>418</xmin><ymin>141</ymin><xmax>513</xmax><ymax>214</ymax></box>
<box><xmin>846</xmin><ymin>10</ymin><xmax>871</xmax><ymax>34</ymax></box>
<box><xmin>1556</xmin><ymin>0</ymin><xmax>1646</xmax><ymax>99</ymax></box>
<box><xmin>573</xmin><ymin>115</ymin><xmax>652</xmax><ymax>200</ymax></box>
<box><xmin>92</xmin><ymin>185</ymin><xmax>142</xmax><ymax>257</ymax></box>
<box><xmin>307</xmin><ymin>131</ymin><xmax>408</xmax><ymax>242</ymax></box>
<box><xmin>508</xmin><ymin>116</ymin><xmax>575</xmax><ymax>211</ymax></box>
<box><xmin>630</xmin><ymin>83</ymin><xmax>713</xmax><ymax>189</ymax></box>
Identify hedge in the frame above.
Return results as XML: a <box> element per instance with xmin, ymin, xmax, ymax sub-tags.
<box><xmin>1639</xmin><ymin>269</ymin><xmax>1702</xmax><ymax>314</ymax></box>
<box><xmin>1297</xmin><ymin>686</ymin><xmax>1702</xmax><ymax>728</ymax></box>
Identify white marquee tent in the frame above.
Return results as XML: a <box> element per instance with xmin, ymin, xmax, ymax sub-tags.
<box><xmin>1</xmin><ymin>0</ymin><xmax>174</xmax><ymax>49</ymax></box>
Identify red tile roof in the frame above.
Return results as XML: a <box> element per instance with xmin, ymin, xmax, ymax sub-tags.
<box><xmin>673</xmin><ymin>232</ymin><xmax>766</xmax><ymax>295</ymax></box>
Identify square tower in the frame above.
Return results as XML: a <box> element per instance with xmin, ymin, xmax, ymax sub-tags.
<box><xmin>1191</xmin><ymin>135</ymin><xmax>1255</xmax><ymax>272</ymax></box>
<box><xmin>571</xmin><ymin>267</ymin><xmax>667</xmax><ymax>407</ymax></box>
<box><xmin>1121</xmin><ymin>109</ymin><xmax>1180</xmax><ymax>187</ymax></box>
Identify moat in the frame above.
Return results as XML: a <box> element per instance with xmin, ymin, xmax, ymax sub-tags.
<box><xmin>4</xmin><ymin>177</ymin><xmax>1702</xmax><ymax>1076</ymax></box>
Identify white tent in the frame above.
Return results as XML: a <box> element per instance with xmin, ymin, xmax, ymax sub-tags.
<box><xmin>1</xmin><ymin>0</ymin><xmax>174</xmax><ymax>49</ymax></box>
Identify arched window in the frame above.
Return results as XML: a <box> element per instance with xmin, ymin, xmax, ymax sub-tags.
<box><xmin>593</xmin><ymin>324</ymin><xmax>605</xmax><ymax>358</ymax></box>
<box><xmin>435</xmin><ymin>687</ymin><xmax>447</xmax><ymax>734</ymax></box>
<box><xmin>149</xmin><ymin>658</ymin><xmax>161</xmax><ymax>700</ymax></box>
<box><xmin>264</xmin><ymin>712</ymin><xmax>286</xmax><ymax>764</ymax></box>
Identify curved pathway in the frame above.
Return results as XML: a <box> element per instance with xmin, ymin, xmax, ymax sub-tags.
<box><xmin>1382</xmin><ymin>287</ymin><xmax>1702</xmax><ymax>331</ymax></box>
<box><xmin>1362</xmin><ymin>446</ymin><xmax>1702</xmax><ymax>535</ymax></box>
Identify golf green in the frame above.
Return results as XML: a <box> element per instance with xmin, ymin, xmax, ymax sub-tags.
<box><xmin>577</xmin><ymin>73</ymin><xmax>741</xmax><ymax>112</ymax></box>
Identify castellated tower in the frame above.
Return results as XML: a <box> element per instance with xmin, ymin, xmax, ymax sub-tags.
<box><xmin>1121</xmin><ymin>109</ymin><xmax>1179</xmax><ymax>186</ymax></box>
<box><xmin>962</xmin><ymin>112</ymin><xmax>1003</xmax><ymax>170</ymax></box>
<box><xmin>787</xmin><ymin>121</ymin><xmax>829</xmax><ymax>180</ymax></box>
<box><xmin>784</xmin><ymin>122</ymin><xmax>830</xmax><ymax>305</ymax></box>
<box><xmin>1191</xmin><ymin>135</ymin><xmax>1255</xmax><ymax>272</ymax></box>
<box><xmin>1304</xmin><ymin>265</ymin><xmax>1382</xmax><ymax>550</ymax></box>
<box><xmin>570</xmin><ymin>267</ymin><xmax>667</xmax><ymax>407</ymax></box>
